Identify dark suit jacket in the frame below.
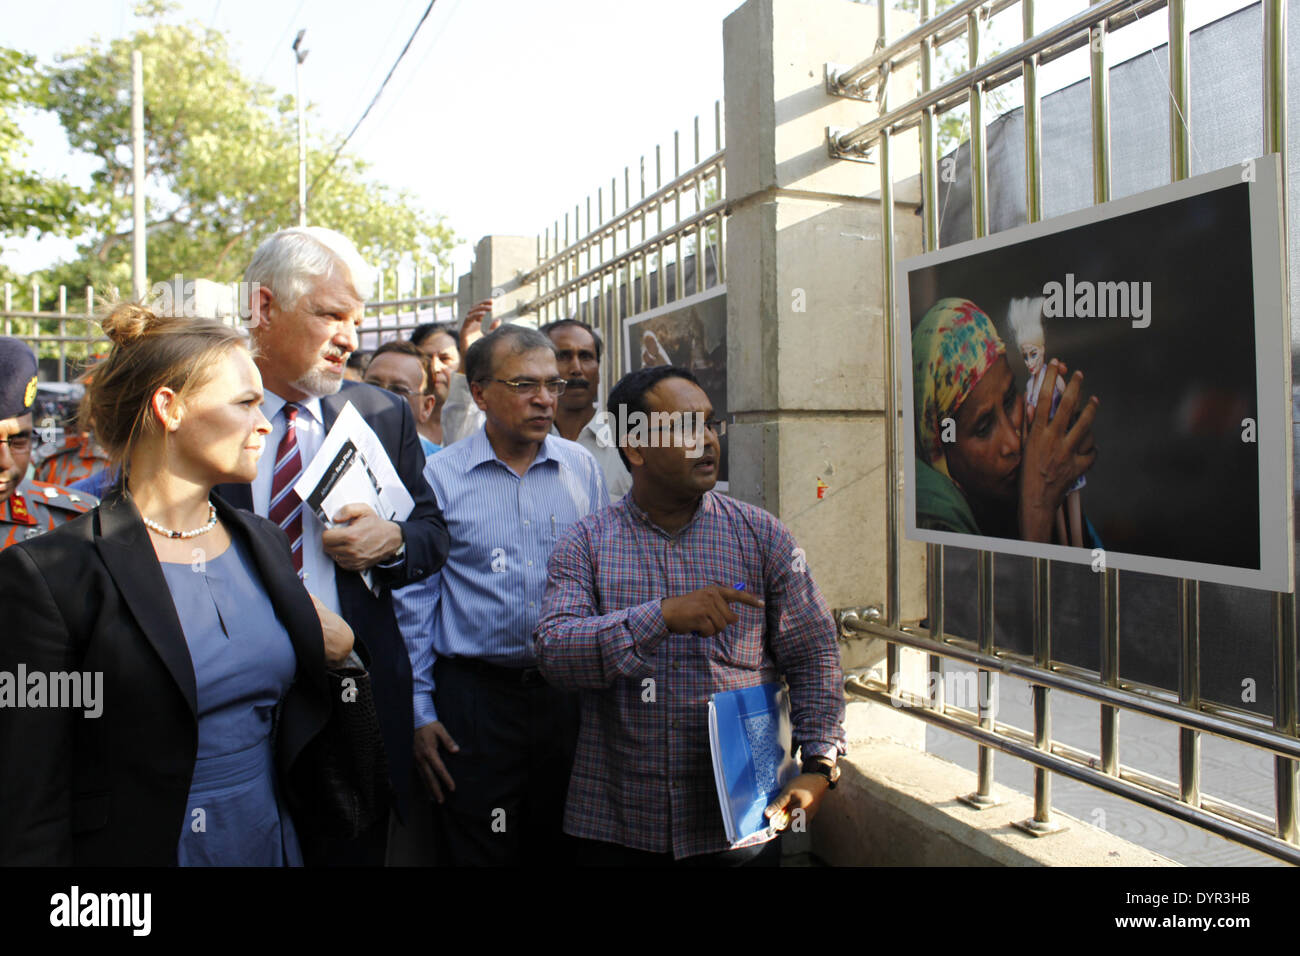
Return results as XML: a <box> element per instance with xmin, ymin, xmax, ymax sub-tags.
<box><xmin>0</xmin><ymin>491</ymin><xmax>332</xmax><ymax>866</ymax></box>
<box><xmin>215</xmin><ymin>381</ymin><xmax>449</xmax><ymax>818</ymax></box>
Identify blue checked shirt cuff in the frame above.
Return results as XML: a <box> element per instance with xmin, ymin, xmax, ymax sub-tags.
<box><xmin>799</xmin><ymin>742</ymin><xmax>843</xmax><ymax>762</ymax></box>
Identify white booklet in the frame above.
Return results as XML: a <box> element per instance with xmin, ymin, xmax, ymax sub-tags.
<box><xmin>293</xmin><ymin>401</ymin><xmax>414</xmax><ymax>593</ymax></box>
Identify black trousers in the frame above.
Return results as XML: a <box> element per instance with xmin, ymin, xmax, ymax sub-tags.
<box><xmin>575</xmin><ymin>834</ymin><xmax>784</xmax><ymax>867</ymax></box>
<box><xmin>430</xmin><ymin>657</ymin><xmax>579</xmax><ymax>866</ymax></box>
<box><xmin>301</xmin><ymin>813</ymin><xmax>390</xmax><ymax>867</ymax></box>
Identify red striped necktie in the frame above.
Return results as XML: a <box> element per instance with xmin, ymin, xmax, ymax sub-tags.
<box><xmin>269</xmin><ymin>402</ymin><xmax>304</xmax><ymax>576</ymax></box>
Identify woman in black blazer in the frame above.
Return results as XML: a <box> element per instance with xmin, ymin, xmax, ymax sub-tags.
<box><xmin>0</xmin><ymin>305</ymin><xmax>351</xmax><ymax>866</ymax></box>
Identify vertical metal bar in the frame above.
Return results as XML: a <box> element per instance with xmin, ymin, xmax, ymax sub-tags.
<box><xmin>1166</xmin><ymin>0</ymin><xmax>1202</xmax><ymax>810</ymax></box>
<box><xmin>57</xmin><ymin>286</ymin><xmax>66</xmax><ymax>382</ymax></box>
<box><xmin>1089</xmin><ymin>0</ymin><xmax>1120</xmax><ymax>779</ymax></box>
<box><xmin>970</xmin><ymin>550</ymin><xmax>997</xmax><ymax>805</ymax></box>
<box><xmin>295</xmin><ymin>48</ymin><xmax>307</xmax><ymax>226</ymax></box>
<box><xmin>413</xmin><ymin>262</ymin><xmax>421</xmax><ymax>334</ymax></box>
<box><xmin>613</xmin><ymin>176</ymin><xmax>621</xmax><ymax>329</ymax></box>
<box><xmin>131</xmin><ymin>50</ymin><xmax>146</xmax><ymax>301</ymax></box>
<box><xmin>880</xmin><ymin>126</ymin><xmax>900</xmax><ymax>639</ymax></box>
<box><xmin>639</xmin><ymin>156</ymin><xmax>647</xmax><ymax>313</ymax></box>
<box><xmin>1017</xmin><ymin>0</ymin><xmax>1059</xmax><ymax>833</ymax></box>
<box><xmin>656</xmin><ymin>146</ymin><xmax>665</xmax><ymax>309</ymax></box>
<box><xmin>918</xmin><ymin>0</ymin><xmax>944</xmax><ymax>715</ymax></box>
<box><xmin>694</xmin><ymin>116</ymin><xmax>704</xmax><ymax>294</ymax></box>
<box><xmin>1274</xmin><ymin>591</ymin><xmax>1298</xmax><ymax>842</ymax></box>
<box><xmin>968</xmin><ymin>10</ymin><xmax>988</xmax><ymax>239</ymax></box>
<box><xmin>1090</xmin><ymin>2</ymin><xmax>1112</xmax><ymax>205</ymax></box>
<box><xmin>1264</xmin><ymin>0</ymin><xmax>1298</xmax><ymax>845</ymax></box>
<box><xmin>1100</xmin><ymin>568</ymin><xmax>1121</xmax><ymax>776</ymax></box>
<box><xmin>713</xmin><ymin>100</ymin><xmax>724</xmax><ymax>285</ymax></box>
<box><xmin>966</xmin><ymin>5</ymin><xmax>998</xmax><ymax>808</ymax></box>
<box><xmin>674</xmin><ymin>130</ymin><xmax>683</xmax><ymax>302</ymax></box>
<box><xmin>85</xmin><ymin>285</ymin><xmax>93</xmax><ymax>357</ymax></box>
<box><xmin>1169</xmin><ymin>0</ymin><xmax>1191</xmax><ymax>183</ymax></box>
<box><xmin>874</xmin><ymin>1</ymin><xmax>901</xmax><ymax>713</ymax></box>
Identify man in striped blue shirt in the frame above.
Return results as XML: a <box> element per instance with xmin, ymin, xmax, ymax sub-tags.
<box><xmin>393</xmin><ymin>324</ymin><xmax>609</xmax><ymax>865</ymax></box>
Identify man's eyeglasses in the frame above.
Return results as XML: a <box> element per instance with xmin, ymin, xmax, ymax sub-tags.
<box><xmin>651</xmin><ymin>418</ymin><xmax>728</xmax><ymax>440</ymax></box>
<box><xmin>0</xmin><ymin>432</ymin><xmax>35</xmax><ymax>453</ymax></box>
<box><xmin>487</xmin><ymin>378</ymin><xmax>568</xmax><ymax>398</ymax></box>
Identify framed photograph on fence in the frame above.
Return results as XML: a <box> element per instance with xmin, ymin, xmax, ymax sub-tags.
<box><xmin>897</xmin><ymin>157</ymin><xmax>1292</xmax><ymax>591</ymax></box>
<box><xmin>621</xmin><ymin>285</ymin><xmax>729</xmax><ymax>491</ymax></box>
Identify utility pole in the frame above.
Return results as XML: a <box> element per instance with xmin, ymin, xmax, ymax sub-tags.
<box><xmin>293</xmin><ymin>29</ymin><xmax>309</xmax><ymax>227</ymax></box>
<box><xmin>131</xmin><ymin>50</ymin><xmax>146</xmax><ymax>300</ymax></box>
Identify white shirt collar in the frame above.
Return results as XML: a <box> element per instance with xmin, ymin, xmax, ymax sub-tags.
<box><xmin>263</xmin><ymin>388</ymin><xmax>324</xmax><ymax>425</ymax></box>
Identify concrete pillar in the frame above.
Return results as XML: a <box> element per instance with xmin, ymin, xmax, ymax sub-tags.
<box><xmin>723</xmin><ymin>0</ymin><xmax>928</xmax><ymax>727</ymax></box>
<box><xmin>469</xmin><ymin>235</ymin><xmax>539</xmax><ymax>328</ymax></box>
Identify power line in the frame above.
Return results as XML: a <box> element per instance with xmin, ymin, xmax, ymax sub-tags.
<box><xmin>306</xmin><ymin>0</ymin><xmax>438</xmax><ymax>201</ymax></box>
<box><xmin>343</xmin><ymin>2</ymin><xmax>416</xmax><ymax>127</ymax></box>
<box><xmin>353</xmin><ymin>0</ymin><xmax>466</xmax><ymax>153</ymax></box>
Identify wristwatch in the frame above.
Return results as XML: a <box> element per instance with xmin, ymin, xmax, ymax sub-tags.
<box><xmin>801</xmin><ymin>757</ymin><xmax>840</xmax><ymax>789</ymax></box>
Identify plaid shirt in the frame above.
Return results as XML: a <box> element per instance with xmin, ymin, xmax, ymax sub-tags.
<box><xmin>535</xmin><ymin>490</ymin><xmax>845</xmax><ymax>859</ymax></box>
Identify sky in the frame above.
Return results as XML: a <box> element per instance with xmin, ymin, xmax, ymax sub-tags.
<box><xmin>1</xmin><ymin>0</ymin><xmax>1257</xmax><ymax>284</ymax></box>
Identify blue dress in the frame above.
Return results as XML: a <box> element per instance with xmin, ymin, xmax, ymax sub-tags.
<box><xmin>160</xmin><ymin>535</ymin><xmax>302</xmax><ymax>866</ymax></box>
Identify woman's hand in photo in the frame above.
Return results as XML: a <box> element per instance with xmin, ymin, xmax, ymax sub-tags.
<box><xmin>1019</xmin><ymin>360</ymin><xmax>1098</xmax><ymax>542</ymax></box>
<box><xmin>310</xmin><ymin>594</ymin><xmax>355</xmax><ymax>667</ymax></box>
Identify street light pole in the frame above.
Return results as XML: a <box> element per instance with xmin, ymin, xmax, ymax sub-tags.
<box><xmin>293</xmin><ymin>29</ymin><xmax>309</xmax><ymax>227</ymax></box>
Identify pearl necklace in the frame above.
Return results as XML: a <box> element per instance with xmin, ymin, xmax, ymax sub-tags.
<box><xmin>142</xmin><ymin>503</ymin><xmax>218</xmax><ymax>540</ymax></box>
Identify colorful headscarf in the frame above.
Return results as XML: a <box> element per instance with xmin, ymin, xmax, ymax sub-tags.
<box><xmin>912</xmin><ymin>298</ymin><xmax>1006</xmax><ymax>475</ymax></box>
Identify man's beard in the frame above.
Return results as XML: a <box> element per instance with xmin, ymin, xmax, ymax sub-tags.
<box><xmin>291</xmin><ymin>351</ymin><xmax>347</xmax><ymax>398</ymax></box>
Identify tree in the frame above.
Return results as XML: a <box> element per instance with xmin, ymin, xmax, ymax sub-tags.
<box><xmin>0</xmin><ymin>47</ymin><xmax>84</xmax><ymax>283</ymax></box>
<box><xmin>29</xmin><ymin>1</ymin><xmax>455</xmax><ymax>307</ymax></box>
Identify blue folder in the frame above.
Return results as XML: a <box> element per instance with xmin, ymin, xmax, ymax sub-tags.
<box><xmin>707</xmin><ymin>681</ymin><xmax>799</xmax><ymax>848</ymax></box>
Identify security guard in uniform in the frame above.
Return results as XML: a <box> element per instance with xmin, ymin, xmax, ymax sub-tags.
<box><xmin>35</xmin><ymin>430</ymin><xmax>111</xmax><ymax>487</ymax></box>
<box><xmin>0</xmin><ymin>338</ymin><xmax>97</xmax><ymax>550</ymax></box>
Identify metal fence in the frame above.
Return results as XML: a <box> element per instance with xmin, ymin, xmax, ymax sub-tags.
<box><xmin>2</xmin><ymin>284</ymin><xmax>105</xmax><ymax>382</ymax></box>
<box><xmin>828</xmin><ymin>0</ymin><xmax>1299</xmax><ymax>864</ymax></box>
<box><xmin>1</xmin><ymin>266</ymin><xmax>462</xmax><ymax>380</ymax></box>
<box><xmin>361</xmin><ymin>264</ymin><xmax>460</xmax><ymax>351</ymax></box>
<box><xmin>517</xmin><ymin>100</ymin><xmax>727</xmax><ymax>388</ymax></box>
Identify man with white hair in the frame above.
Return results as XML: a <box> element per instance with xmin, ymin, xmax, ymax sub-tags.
<box><xmin>214</xmin><ymin>226</ymin><xmax>450</xmax><ymax>865</ymax></box>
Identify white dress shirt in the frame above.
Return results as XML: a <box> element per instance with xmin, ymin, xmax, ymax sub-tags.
<box><xmin>252</xmin><ymin>390</ymin><xmax>339</xmax><ymax>615</ymax></box>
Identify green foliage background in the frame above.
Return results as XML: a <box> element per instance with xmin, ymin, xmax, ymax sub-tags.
<box><xmin>1</xmin><ymin>1</ymin><xmax>457</xmax><ymax>358</ymax></box>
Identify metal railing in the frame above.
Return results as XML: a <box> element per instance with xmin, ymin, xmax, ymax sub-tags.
<box><xmin>829</xmin><ymin>0</ymin><xmax>1299</xmax><ymax>864</ymax></box>
<box><xmin>2</xmin><ymin>268</ymin><xmax>461</xmax><ymax>380</ymax></box>
<box><xmin>3</xmin><ymin>283</ymin><xmax>108</xmax><ymax>382</ymax></box>
<box><xmin>518</xmin><ymin>101</ymin><xmax>726</xmax><ymax>386</ymax></box>
<box><xmin>362</xmin><ymin>263</ymin><xmax>459</xmax><ymax>351</ymax></box>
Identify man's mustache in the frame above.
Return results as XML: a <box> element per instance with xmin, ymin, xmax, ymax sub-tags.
<box><xmin>566</xmin><ymin>377</ymin><xmax>591</xmax><ymax>390</ymax></box>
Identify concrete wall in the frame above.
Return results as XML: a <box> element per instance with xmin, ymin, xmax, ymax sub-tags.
<box><xmin>723</xmin><ymin>0</ymin><xmax>928</xmax><ymax>730</ymax></box>
<box><xmin>723</xmin><ymin>0</ymin><xmax>926</xmax><ymax>625</ymax></box>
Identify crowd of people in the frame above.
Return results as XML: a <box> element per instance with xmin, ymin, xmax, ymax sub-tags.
<box><xmin>0</xmin><ymin>225</ymin><xmax>846</xmax><ymax>868</ymax></box>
